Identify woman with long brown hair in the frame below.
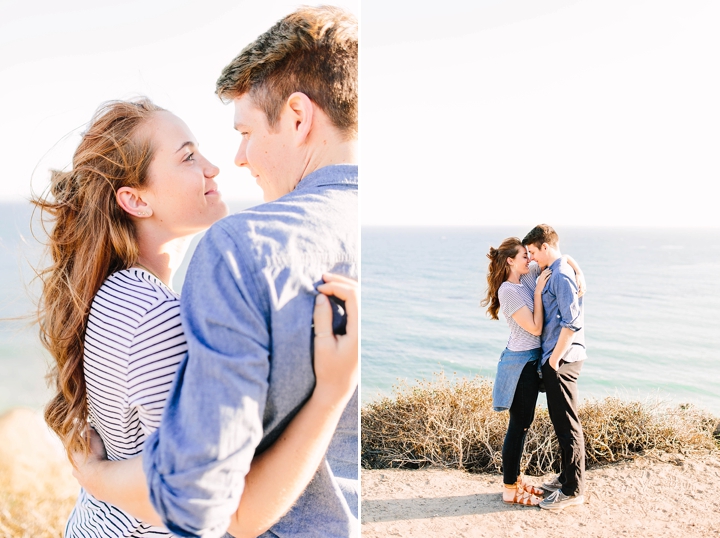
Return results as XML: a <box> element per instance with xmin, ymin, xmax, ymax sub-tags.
<box><xmin>34</xmin><ymin>98</ymin><xmax>358</xmax><ymax>538</ymax></box>
<box><xmin>481</xmin><ymin>237</ymin><xmax>583</xmax><ymax>507</ymax></box>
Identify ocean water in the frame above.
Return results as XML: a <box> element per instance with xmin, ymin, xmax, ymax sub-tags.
<box><xmin>361</xmin><ymin>226</ymin><xmax>720</xmax><ymax>416</ymax></box>
<box><xmin>0</xmin><ymin>201</ymin><xmax>256</xmax><ymax>414</ymax></box>
<box><xmin>0</xmin><ymin>203</ymin><xmax>49</xmax><ymax>413</ymax></box>
<box><xmin>5</xmin><ymin>211</ymin><xmax>720</xmax><ymax>417</ymax></box>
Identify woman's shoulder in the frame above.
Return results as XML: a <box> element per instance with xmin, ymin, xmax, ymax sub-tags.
<box><xmin>498</xmin><ymin>281</ymin><xmax>512</xmax><ymax>292</ymax></box>
<box><xmin>92</xmin><ymin>269</ymin><xmax>179</xmax><ymax>321</ymax></box>
<box><xmin>84</xmin><ymin>270</ymin><xmax>182</xmax><ymax>368</ymax></box>
<box><xmin>497</xmin><ymin>281</ymin><xmax>521</xmax><ymax>302</ymax></box>
<box><xmin>105</xmin><ymin>268</ymin><xmax>177</xmax><ymax>295</ymax></box>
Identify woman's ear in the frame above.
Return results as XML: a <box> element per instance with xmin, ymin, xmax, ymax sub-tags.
<box><xmin>116</xmin><ymin>187</ymin><xmax>153</xmax><ymax>218</ymax></box>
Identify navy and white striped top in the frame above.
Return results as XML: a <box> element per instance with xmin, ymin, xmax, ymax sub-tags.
<box><xmin>65</xmin><ymin>268</ymin><xmax>185</xmax><ymax>538</ymax></box>
<box><xmin>498</xmin><ymin>263</ymin><xmax>542</xmax><ymax>351</ymax></box>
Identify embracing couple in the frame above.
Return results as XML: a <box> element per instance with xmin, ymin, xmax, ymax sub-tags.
<box><xmin>482</xmin><ymin>224</ymin><xmax>587</xmax><ymax>511</ymax></box>
<box><xmin>35</xmin><ymin>6</ymin><xmax>358</xmax><ymax>538</ymax></box>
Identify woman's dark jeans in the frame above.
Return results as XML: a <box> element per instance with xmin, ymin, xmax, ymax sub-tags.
<box><xmin>502</xmin><ymin>359</ymin><xmax>540</xmax><ymax>485</ymax></box>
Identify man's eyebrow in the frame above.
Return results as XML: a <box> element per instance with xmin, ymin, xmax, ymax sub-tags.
<box><xmin>175</xmin><ymin>141</ymin><xmax>196</xmax><ymax>153</ymax></box>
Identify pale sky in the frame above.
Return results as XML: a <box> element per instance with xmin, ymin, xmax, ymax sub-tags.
<box><xmin>0</xmin><ymin>0</ymin><xmax>358</xmax><ymax>205</ymax></box>
<box><xmin>4</xmin><ymin>1</ymin><xmax>718</xmax><ymax>228</ymax></box>
<box><xmin>361</xmin><ymin>0</ymin><xmax>720</xmax><ymax>227</ymax></box>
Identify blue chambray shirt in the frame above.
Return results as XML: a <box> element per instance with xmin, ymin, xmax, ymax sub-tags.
<box><xmin>142</xmin><ymin>165</ymin><xmax>358</xmax><ymax>538</ymax></box>
<box><xmin>540</xmin><ymin>257</ymin><xmax>586</xmax><ymax>366</ymax></box>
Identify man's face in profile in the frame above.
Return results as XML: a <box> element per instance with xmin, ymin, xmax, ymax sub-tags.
<box><xmin>232</xmin><ymin>94</ymin><xmax>299</xmax><ymax>202</ymax></box>
<box><xmin>526</xmin><ymin>243</ymin><xmax>549</xmax><ymax>269</ymax></box>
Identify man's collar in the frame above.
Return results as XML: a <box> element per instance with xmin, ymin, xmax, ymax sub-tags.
<box><xmin>548</xmin><ymin>256</ymin><xmax>563</xmax><ymax>270</ymax></box>
<box><xmin>294</xmin><ymin>164</ymin><xmax>358</xmax><ymax>192</ymax></box>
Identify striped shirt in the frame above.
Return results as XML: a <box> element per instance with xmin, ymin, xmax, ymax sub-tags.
<box><xmin>65</xmin><ymin>269</ymin><xmax>185</xmax><ymax>538</ymax></box>
<box><xmin>498</xmin><ymin>263</ymin><xmax>542</xmax><ymax>351</ymax></box>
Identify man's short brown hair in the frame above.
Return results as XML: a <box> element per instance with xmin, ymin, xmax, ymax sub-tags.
<box><xmin>216</xmin><ymin>5</ymin><xmax>357</xmax><ymax>138</ymax></box>
<box><xmin>522</xmin><ymin>224</ymin><xmax>559</xmax><ymax>249</ymax></box>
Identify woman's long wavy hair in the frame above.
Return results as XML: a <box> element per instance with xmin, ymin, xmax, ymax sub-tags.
<box><xmin>32</xmin><ymin>98</ymin><xmax>164</xmax><ymax>457</ymax></box>
<box><xmin>480</xmin><ymin>237</ymin><xmax>525</xmax><ymax>320</ymax></box>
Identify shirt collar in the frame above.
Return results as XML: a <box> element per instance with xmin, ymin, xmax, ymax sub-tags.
<box><xmin>294</xmin><ymin>164</ymin><xmax>358</xmax><ymax>192</ymax></box>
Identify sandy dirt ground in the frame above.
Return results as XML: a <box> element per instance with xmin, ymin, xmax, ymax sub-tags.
<box><xmin>0</xmin><ymin>408</ymin><xmax>79</xmax><ymax>537</ymax></box>
<box><xmin>362</xmin><ymin>452</ymin><xmax>720</xmax><ymax>538</ymax></box>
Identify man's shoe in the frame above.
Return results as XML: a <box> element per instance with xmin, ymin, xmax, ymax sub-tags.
<box><xmin>540</xmin><ymin>475</ymin><xmax>562</xmax><ymax>493</ymax></box>
<box><xmin>539</xmin><ymin>489</ymin><xmax>584</xmax><ymax>511</ymax></box>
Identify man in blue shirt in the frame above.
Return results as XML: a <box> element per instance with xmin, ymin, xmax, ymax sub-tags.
<box><xmin>141</xmin><ymin>7</ymin><xmax>358</xmax><ymax>537</ymax></box>
<box><xmin>523</xmin><ymin>224</ymin><xmax>586</xmax><ymax>511</ymax></box>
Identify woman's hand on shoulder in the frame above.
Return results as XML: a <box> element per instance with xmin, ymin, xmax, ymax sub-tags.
<box><xmin>576</xmin><ymin>271</ymin><xmax>587</xmax><ymax>297</ymax></box>
<box><xmin>563</xmin><ymin>254</ymin><xmax>586</xmax><ymax>297</ymax></box>
<box><xmin>535</xmin><ymin>268</ymin><xmax>552</xmax><ymax>294</ymax></box>
<box><xmin>312</xmin><ymin>273</ymin><xmax>358</xmax><ymax>407</ymax></box>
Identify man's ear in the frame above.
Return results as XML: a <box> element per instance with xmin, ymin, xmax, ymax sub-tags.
<box><xmin>285</xmin><ymin>92</ymin><xmax>314</xmax><ymax>144</ymax></box>
<box><xmin>116</xmin><ymin>186</ymin><xmax>153</xmax><ymax>218</ymax></box>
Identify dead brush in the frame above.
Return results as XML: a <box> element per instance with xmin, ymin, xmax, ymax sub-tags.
<box><xmin>361</xmin><ymin>373</ymin><xmax>719</xmax><ymax>475</ymax></box>
<box><xmin>0</xmin><ymin>466</ymin><xmax>77</xmax><ymax>538</ymax></box>
<box><xmin>0</xmin><ymin>408</ymin><xmax>79</xmax><ymax>538</ymax></box>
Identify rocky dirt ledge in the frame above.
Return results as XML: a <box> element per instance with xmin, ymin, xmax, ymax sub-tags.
<box><xmin>362</xmin><ymin>452</ymin><xmax>720</xmax><ymax>538</ymax></box>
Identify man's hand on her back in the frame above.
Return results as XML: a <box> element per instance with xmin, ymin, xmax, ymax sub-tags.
<box><xmin>70</xmin><ymin>427</ymin><xmax>108</xmax><ymax>495</ymax></box>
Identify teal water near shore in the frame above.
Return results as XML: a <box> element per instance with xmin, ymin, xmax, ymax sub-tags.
<box><xmin>361</xmin><ymin>226</ymin><xmax>720</xmax><ymax>415</ymax></box>
<box><xmin>0</xmin><ymin>203</ymin><xmax>48</xmax><ymax>412</ymax></box>
<box><xmin>5</xmin><ymin>207</ymin><xmax>719</xmax><ymax>416</ymax></box>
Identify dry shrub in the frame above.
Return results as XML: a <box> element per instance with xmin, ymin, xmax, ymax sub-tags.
<box><xmin>0</xmin><ymin>467</ymin><xmax>78</xmax><ymax>538</ymax></box>
<box><xmin>0</xmin><ymin>409</ymin><xmax>78</xmax><ymax>538</ymax></box>
<box><xmin>361</xmin><ymin>373</ymin><xmax>719</xmax><ymax>475</ymax></box>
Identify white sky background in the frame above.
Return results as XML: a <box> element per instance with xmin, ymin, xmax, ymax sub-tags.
<box><xmin>0</xmin><ymin>0</ymin><xmax>358</xmax><ymax>206</ymax></box>
<box><xmin>361</xmin><ymin>0</ymin><xmax>720</xmax><ymax>227</ymax></box>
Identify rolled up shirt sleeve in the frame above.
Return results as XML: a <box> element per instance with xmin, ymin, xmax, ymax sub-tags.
<box><xmin>556</xmin><ymin>272</ymin><xmax>582</xmax><ymax>332</ymax></box>
<box><xmin>142</xmin><ymin>224</ymin><xmax>270</xmax><ymax>538</ymax></box>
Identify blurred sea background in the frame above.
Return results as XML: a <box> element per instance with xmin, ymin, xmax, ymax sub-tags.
<box><xmin>362</xmin><ymin>226</ymin><xmax>720</xmax><ymax>416</ymax></box>
<box><xmin>4</xmin><ymin>208</ymin><xmax>720</xmax><ymax>416</ymax></box>
<box><xmin>0</xmin><ymin>200</ymin><xmax>256</xmax><ymax>414</ymax></box>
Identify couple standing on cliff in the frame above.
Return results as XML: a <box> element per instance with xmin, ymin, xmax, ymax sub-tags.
<box><xmin>482</xmin><ymin>224</ymin><xmax>587</xmax><ymax>511</ymax></box>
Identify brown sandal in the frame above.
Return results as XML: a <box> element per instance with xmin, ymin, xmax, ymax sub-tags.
<box><xmin>503</xmin><ymin>485</ymin><xmax>542</xmax><ymax>506</ymax></box>
<box><xmin>517</xmin><ymin>477</ymin><xmax>545</xmax><ymax>497</ymax></box>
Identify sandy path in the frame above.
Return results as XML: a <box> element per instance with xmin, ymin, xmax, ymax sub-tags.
<box><xmin>362</xmin><ymin>452</ymin><xmax>720</xmax><ymax>538</ymax></box>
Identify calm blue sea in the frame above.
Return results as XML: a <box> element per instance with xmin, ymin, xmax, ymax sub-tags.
<box><xmin>4</xmin><ymin>210</ymin><xmax>720</xmax><ymax>416</ymax></box>
<box><xmin>0</xmin><ymin>203</ymin><xmax>49</xmax><ymax>413</ymax></box>
<box><xmin>361</xmin><ymin>226</ymin><xmax>720</xmax><ymax>416</ymax></box>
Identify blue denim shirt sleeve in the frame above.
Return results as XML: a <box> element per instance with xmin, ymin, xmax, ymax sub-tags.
<box><xmin>555</xmin><ymin>268</ymin><xmax>582</xmax><ymax>332</ymax></box>
<box><xmin>142</xmin><ymin>223</ymin><xmax>269</xmax><ymax>538</ymax></box>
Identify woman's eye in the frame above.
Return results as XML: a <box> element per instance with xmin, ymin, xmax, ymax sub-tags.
<box><xmin>184</xmin><ymin>152</ymin><xmax>195</xmax><ymax>162</ymax></box>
